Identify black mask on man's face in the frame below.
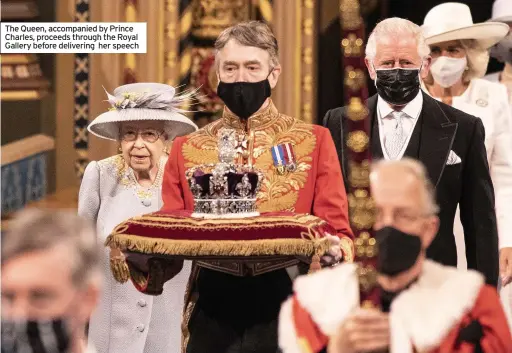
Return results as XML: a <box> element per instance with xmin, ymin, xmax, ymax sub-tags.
<box><xmin>217</xmin><ymin>71</ymin><xmax>273</xmax><ymax>120</ymax></box>
<box><xmin>1</xmin><ymin>318</ymin><xmax>72</xmax><ymax>353</ymax></box>
<box><xmin>375</xmin><ymin>68</ymin><xmax>421</xmax><ymax>106</ymax></box>
<box><xmin>375</xmin><ymin>226</ymin><xmax>422</xmax><ymax>276</ymax></box>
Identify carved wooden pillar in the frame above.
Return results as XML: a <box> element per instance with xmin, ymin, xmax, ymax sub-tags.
<box><xmin>273</xmin><ymin>0</ymin><xmax>317</xmax><ymax>124</ymax></box>
<box><xmin>124</xmin><ymin>0</ymin><xmax>138</xmax><ymax>84</ymax></box>
<box><xmin>340</xmin><ymin>0</ymin><xmax>379</xmax><ymax>308</ymax></box>
<box><xmin>87</xmin><ymin>0</ymin><xmax>123</xmax><ymax>163</ymax></box>
<box><xmin>163</xmin><ymin>0</ymin><xmax>180</xmax><ymax>85</ymax></box>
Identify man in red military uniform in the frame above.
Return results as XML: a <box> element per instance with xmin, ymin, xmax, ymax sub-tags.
<box><xmin>279</xmin><ymin>159</ymin><xmax>512</xmax><ymax>353</ymax></box>
<box><xmin>132</xmin><ymin>21</ymin><xmax>353</xmax><ymax>353</ymax></box>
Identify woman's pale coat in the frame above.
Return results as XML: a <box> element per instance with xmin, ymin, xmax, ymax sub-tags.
<box><xmin>79</xmin><ymin>154</ymin><xmax>191</xmax><ymax>353</ymax></box>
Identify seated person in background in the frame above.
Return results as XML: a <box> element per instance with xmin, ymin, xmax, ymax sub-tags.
<box><xmin>279</xmin><ymin>158</ymin><xmax>512</xmax><ymax>353</ymax></box>
<box><xmin>1</xmin><ymin>209</ymin><xmax>103</xmax><ymax>353</ymax></box>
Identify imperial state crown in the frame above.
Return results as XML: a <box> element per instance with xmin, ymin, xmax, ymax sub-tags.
<box><xmin>186</xmin><ymin>128</ymin><xmax>263</xmax><ymax>218</ymax></box>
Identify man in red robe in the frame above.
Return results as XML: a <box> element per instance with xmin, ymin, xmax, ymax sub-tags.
<box><xmin>131</xmin><ymin>21</ymin><xmax>353</xmax><ymax>353</ymax></box>
<box><xmin>279</xmin><ymin>158</ymin><xmax>512</xmax><ymax>353</ymax></box>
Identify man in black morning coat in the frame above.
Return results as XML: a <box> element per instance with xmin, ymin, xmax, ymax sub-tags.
<box><xmin>323</xmin><ymin>17</ymin><xmax>499</xmax><ymax>285</ymax></box>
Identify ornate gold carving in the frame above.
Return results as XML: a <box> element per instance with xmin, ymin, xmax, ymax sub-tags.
<box><xmin>192</xmin><ymin>0</ymin><xmax>250</xmax><ymax>39</ymax></box>
<box><xmin>349</xmin><ymin>159</ymin><xmax>370</xmax><ymax>188</ymax></box>
<box><xmin>347</xmin><ymin>97</ymin><xmax>368</xmax><ymax>121</ymax></box>
<box><xmin>354</xmin><ymin>231</ymin><xmax>377</xmax><ymax>258</ymax></box>
<box><xmin>165</xmin><ymin>51</ymin><xmax>177</xmax><ymax>68</ymax></box>
<box><xmin>348</xmin><ymin>189</ymin><xmax>375</xmax><ymax>230</ymax></box>
<box><xmin>165</xmin><ymin>0</ymin><xmax>177</xmax><ymax>13</ymax></box>
<box><xmin>347</xmin><ymin>130</ymin><xmax>369</xmax><ymax>153</ymax></box>
<box><xmin>303</xmin><ymin>75</ymin><xmax>313</xmax><ymax>92</ymax></box>
<box><xmin>358</xmin><ymin>264</ymin><xmax>378</xmax><ymax>292</ymax></box>
<box><xmin>165</xmin><ymin>23</ymin><xmax>177</xmax><ymax>39</ymax></box>
<box><xmin>341</xmin><ymin>33</ymin><xmax>364</xmax><ymax>57</ymax></box>
<box><xmin>303</xmin><ymin>18</ymin><xmax>313</xmax><ymax>36</ymax></box>
<box><xmin>340</xmin><ymin>0</ymin><xmax>363</xmax><ymax>30</ymax></box>
<box><xmin>344</xmin><ymin>66</ymin><xmax>365</xmax><ymax>92</ymax></box>
<box><xmin>303</xmin><ymin>47</ymin><xmax>313</xmax><ymax>65</ymax></box>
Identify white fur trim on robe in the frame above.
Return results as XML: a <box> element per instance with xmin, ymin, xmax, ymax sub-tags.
<box><xmin>279</xmin><ymin>260</ymin><xmax>484</xmax><ymax>353</ymax></box>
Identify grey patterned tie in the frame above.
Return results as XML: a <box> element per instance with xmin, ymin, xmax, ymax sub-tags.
<box><xmin>384</xmin><ymin>111</ymin><xmax>406</xmax><ymax>160</ymax></box>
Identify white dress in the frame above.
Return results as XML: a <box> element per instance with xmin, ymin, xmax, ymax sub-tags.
<box><xmin>79</xmin><ymin>154</ymin><xmax>191</xmax><ymax>353</ymax></box>
<box><xmin>435</xmin><ymin>78</ymin><xmax>512</xmax><ymax>332</ymax></box>
<box><xmin>484</xmin><ymin>72</ymin><xmax>512</xmax><ymax>332</ymax></box>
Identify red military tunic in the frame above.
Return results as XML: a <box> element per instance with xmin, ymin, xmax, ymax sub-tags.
<box><xmin>279</xmin><ymin>261</ymin><xmax>512</xmax><ymax>353</ymax></box>
<box><xmin>152</xmin><ymin>101</ymin><xmax>354</xmax><ymax>353</ymax></box>
<box><xmin>162</xmin><ymin>100</ymin><xmax>354</xmax><ymax>258</ymax></box>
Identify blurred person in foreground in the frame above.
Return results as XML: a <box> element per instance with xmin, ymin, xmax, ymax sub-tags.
<box><xmin>79</xmin><ymin>83</ymin><xmax>197</xmax><ymax>353</ymax></box>
<box><xmin>1</xmin><ymin>209</ymin><xmax>102</xmax><ymax>353</ymax></box>
<box><xmin>279</xmin><ymin>159</ymin><xmax>512</xmax><ymax>353</ymax></box>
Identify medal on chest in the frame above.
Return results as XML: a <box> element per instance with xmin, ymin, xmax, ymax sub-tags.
<box><xmin>271</xmin><ymin>143</ymin><xmax>297</xmax><ymax>175</ymax></box>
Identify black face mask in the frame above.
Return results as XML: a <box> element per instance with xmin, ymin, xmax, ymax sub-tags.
<box><xmin>375</xmin><ymin>226</ymin><xmax>422</xmax><ymax>276</ymax></box>
<box><xmin>217</xmin><ymin>74</ymin><xmax>272</xmax><ymax>120</ymax></box>
<box><xmin>1</xmin><ymin>319</ymin><xmax>72</xmax><ymax>353</ymax></box>
<box><xmin>375</xmin><ymin>68</ymin><xmax>420</xmax><ymax>106</ymax></box>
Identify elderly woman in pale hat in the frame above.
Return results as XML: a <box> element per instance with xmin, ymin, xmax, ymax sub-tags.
<box><xmin>422</xmin><ymin>0</ymin><xmax>512</xmax><ymax>320</ymax></box>
<box><xmin>78</xmin><ymin>83</ymin><xmax>197</xmax><ymax>353</ymax></box>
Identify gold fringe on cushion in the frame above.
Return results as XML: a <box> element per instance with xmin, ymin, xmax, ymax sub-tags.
<box><xmin>105</xmin><ymin>233</ymin><xmax>330</xmax><ymax>259</ymax></box>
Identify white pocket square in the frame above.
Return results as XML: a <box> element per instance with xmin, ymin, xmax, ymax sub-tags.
<box><xmin>446</xmin><ymin>150</ymin><xmax>461</xmax><ymax>165</ymax></box>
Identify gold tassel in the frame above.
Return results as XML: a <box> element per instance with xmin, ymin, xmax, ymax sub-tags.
<box><xmin>109</xmin><ymin>248</ymin><xmax>130</xmax><ymax>283</ymax></box>
<box><xmin>308</xmin><ymin>254</ymin><xmax>322</xmax><ymax>273</ymax></box>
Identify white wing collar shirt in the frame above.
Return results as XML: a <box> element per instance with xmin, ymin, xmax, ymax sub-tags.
<box><xmin>377</xmin><ymin>91</ymin><xmax>423</xmax><ymax>160</ymax></box>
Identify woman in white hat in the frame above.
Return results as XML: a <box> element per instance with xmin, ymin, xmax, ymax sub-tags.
<box><xmin>78</xmin><ymin>83</ymin><xmax>198</xmax><ymax>353</ymax></box>
<box><xmin>421</xmin><ymin>0</ymin><xmax>512</xmax><ymax>313</ymax></box>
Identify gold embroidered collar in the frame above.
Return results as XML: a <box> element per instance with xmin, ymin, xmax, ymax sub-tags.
<box><xmin>222</xmin><ymin>100</ymin><xmax>280</xmax><ymax>131</ymax></box>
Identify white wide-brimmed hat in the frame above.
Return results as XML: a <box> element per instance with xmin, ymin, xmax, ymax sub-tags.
<box><xmin>88</xmin><ymin>83</ymin><xmax>198</xmax><ymax>141</ymax></box>
<box><xmin>422</xmin><ymin>2</ymin><xmax>509</xmax><ymax>49</ymax></box>
<box><xmin>489</xmin><ymin>0</ymin><xmax>512</xmax><ymax>24</ymax></box>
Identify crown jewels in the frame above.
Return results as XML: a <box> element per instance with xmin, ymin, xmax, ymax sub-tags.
<box><xmin>186</xmin><ymin>128</ymin><xmax>263</xmax><ymax>218</ymax></box>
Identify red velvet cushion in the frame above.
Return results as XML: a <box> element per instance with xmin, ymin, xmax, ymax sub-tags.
<box><xmin>106</xmin><ymin>211</ymin><xmax>334</xmax><ymax>259</ymax></box>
